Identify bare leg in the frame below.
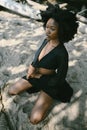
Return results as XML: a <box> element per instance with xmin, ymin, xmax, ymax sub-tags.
<box><xmin>8</xmin><ymin>78</ymin><xmax>32</xmax><ymax>95</ymax></box>
<box><xmin>29</xmin><ymin>91</ymin><xmax>53</xmax><ymax>124</ymax></box>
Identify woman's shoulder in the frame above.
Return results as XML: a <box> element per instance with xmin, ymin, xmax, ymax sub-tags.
<box><xmin>57</xmin><ymin>44</ymin><xmax>67</xmax><ymax>52</ymax></box>
<box><xmin>56</xmin><ymin>44</ymin><xmax>68</xmax><ymax>57</ymax></box>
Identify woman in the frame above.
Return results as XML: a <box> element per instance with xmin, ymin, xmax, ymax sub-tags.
<box><xmin>8</xmin><ymin>4</ymin><xmax>78</xmax><ymax>124</ymax></box>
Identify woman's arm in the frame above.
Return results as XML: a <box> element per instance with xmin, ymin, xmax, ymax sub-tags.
<box><xmin>48</xmin><ymin>54</ymin><xmax>68</xmax><ymax>87</ymax></box>
<box><xmin>27</xmin><ymin>64</ymin><xmax>36</xmax><ymax>79</ymax></box>
<box><xmin>27</xmin><ymin>65</ymin><xmax>43</xmax><ymax>79</ymax></box>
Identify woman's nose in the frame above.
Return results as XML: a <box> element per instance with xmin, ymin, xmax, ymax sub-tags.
<box><xmin>46</xmin><ymin>28</ymin><xmax>50</xmax><ymax>34</ymax></box>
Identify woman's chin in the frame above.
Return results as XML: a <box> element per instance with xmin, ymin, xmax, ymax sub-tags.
<box><xmin>46</xmin><ymin>36</ymin><xmax>51</xmax><ymax>40</ymax></box>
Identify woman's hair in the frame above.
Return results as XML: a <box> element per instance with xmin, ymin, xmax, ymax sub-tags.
<box><xmin>41</xmin><ymin>3</ymin><xmax>78</xmax><ymax>44</ymax></box>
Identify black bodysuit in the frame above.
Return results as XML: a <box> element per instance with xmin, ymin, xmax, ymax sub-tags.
<box><xmin>23</xmin><ymin>39</ymin><xmax>73</xmax><ymax>102</ymax></box>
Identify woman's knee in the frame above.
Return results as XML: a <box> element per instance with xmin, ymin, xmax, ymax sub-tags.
<box><xmin>8</xmin><ymin>79</ymin><xmax>31</xmax><ymax>95</ymax></box>
<box><xmin>8</xmin><ymin>86</ymin><xmax>18</xmax><ymax>95</ymax></box>
<box><xmin>29</xmin><ymin>111</ymin><xmax>43</xmax><ymax>124</ymax></box>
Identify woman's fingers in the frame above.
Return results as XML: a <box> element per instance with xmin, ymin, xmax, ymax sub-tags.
<box><xmin>34</xmin><ymin>74</ymin><xmax>42</xmax><ymax>78</ymax></box>
<box><xmin>26</xmin><ymin>72</ymin><xmax>42</xmax><ymax>79</ymax></box>
<box><xmin>26</xmin><ymin>73</ymin><xmax>34</xmax><ymax>79</ymax></box>
<box><xmin>26</xmin><ymin>73</ymin><xmax>30</xmax><ymax>79</ymax></box>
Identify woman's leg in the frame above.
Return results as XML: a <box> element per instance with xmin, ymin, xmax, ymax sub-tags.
<box><xmin>29</xmin><ymin>91</ymin><xmax>53</xmax><ymax>124</ymax></box>
<box><xmin>8</xmin><ymin>78</ymin><xmax>32</xmax><ymax>95</ymax></box>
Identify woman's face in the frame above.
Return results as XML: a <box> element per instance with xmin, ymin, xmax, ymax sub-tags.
<box><xmin>45</xmin><ymin>18</ymin><xmax>58</xmax><ymax>40</ymax></box>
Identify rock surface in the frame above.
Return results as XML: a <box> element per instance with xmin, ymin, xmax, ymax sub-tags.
<box><xmin>0</xmin><ymin>10</ymin><xmax>87</xmax><ymax>130</ymax></box>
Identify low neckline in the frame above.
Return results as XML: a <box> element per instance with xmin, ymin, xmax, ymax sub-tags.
<box><xmin>38</xmin><ymin>41</ymin><xmax>59</xmax><ymax>62</ymax></box>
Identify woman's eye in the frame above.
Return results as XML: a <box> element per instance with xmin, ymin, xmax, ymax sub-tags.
<box><xmin>46</xmin><ymin>26</ymin><xmax>48</xmax><ymax>29</ymax></box>
<box><xmin>51</xmin><ymin>28</ymin><xmax>56</xmax><ymax>31</ymax></box>
<box><xmin>45</xmin><ymin>26</ymin><xmax>56</xmax><ymax>31</ymax></box>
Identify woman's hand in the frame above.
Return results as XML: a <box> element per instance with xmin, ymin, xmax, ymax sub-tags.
<box><xmin>31</xmin><ymin>73</ymin><xmax>42</xmax><ymax>79</ymax></box>
<box><xmin>27</xmin><ymin>65</ymin><xmax>42</xmax><ymax>79</ymax></box>
<box><xmin>27</xmin><ymin>64</ymin><xmax>36</xmax><ymax>79</ymax></box>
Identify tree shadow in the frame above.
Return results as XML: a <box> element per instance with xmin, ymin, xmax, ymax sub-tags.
<box><xmin>0</xmin><ymin>10</ymin><xmax>87</xmax><ymax>130</ymax></box>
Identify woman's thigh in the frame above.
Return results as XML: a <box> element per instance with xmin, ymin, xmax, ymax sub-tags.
<box><xmin>8</xmin><ymin>78</ymin><xmax>32</xmax><ymax>95</ymax></box>
<box><xmin>29</xmin><ymin>91</ymin><xmax>53</xmax><ymax>124</ymax></box>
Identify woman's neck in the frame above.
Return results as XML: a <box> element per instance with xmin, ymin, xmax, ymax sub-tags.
<box><xmin>49</xmin><ymin>39</ymin><xmax>60</xmax><ymax>47</ymax></box>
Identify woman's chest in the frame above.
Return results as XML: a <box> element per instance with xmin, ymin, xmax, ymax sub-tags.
<box><xmin>37</xmin><ymin>48</ymin><xmax>60</xmax><ymax>69</ymax></box>
<box><xmin>38</xmin><ymin>43</ymin><xmax>58</xmax><ymax>62</ymax></box>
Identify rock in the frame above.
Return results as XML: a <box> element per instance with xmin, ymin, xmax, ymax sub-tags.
<box><xmin>0</xmin><ymin>113</ymin><xmax>9</xmax><ymax>130</ymax></box>
<box><xmin>78</xmin><ymin>22</ymin><xmax>87</xmax><ymax>34</ymax></box>
<box><xmin>0</xmin><ymin>0</ymin><xmax>41</xmax><ymax>20</ymax></box>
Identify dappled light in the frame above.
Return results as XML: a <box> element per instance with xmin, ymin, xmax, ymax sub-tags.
<box><xmin>7</xmin><ymin>65</ymin><xmax>26</xmax><ymax>75</ymax></box>
<box><xmin>0</xmin><ymin>7</ymin><xmax>87</xmax><ymax>130</ymax></box>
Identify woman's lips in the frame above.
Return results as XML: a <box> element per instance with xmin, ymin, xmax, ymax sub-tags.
<box><xmin>46</xmin><ymin>34</ymin><xmax>50</xmax><ymax>39</ymax></box>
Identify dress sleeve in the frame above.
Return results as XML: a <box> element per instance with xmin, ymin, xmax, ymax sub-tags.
<box><xmin>48</xmin><ymin>53</ymin><xmax>68</xmax><ymax>87</ymax></box>
<box><xmin>31</xmin><ymin>60</ymin><xmax>37</xmax><ymax>67</ymax></box>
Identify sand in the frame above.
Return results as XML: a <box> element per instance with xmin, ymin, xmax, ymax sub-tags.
<box><xmin>0</xmin><ymin>9</ymin><xmax>87</xmax><ymax>130</ymax></box>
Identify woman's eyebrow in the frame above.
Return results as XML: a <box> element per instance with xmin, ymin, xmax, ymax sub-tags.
<box><xmin>46</xmin><ymin>25</ymin><xmax>56</xmax><ymax>28</ymax></box>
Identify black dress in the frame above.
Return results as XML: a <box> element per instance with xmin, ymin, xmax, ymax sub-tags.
<box><xmin>23</xmin><ymin>39</ymin><xmax>73</xmax><ymax>103</ymax></box>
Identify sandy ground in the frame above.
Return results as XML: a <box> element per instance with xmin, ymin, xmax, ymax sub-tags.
<box><xmin>0</xmin><ymin>9</ymin><xmax>87</xmax><ymax>130</ymax></box>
